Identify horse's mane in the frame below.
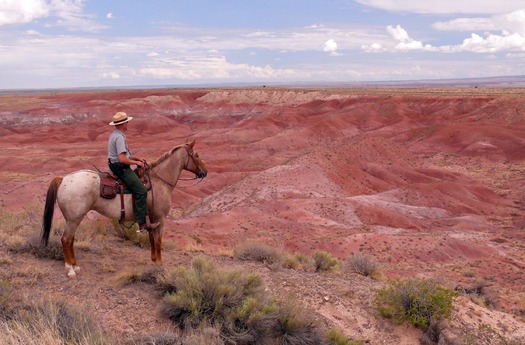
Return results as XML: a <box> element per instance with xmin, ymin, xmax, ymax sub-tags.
<box><xmin>150</xmin><ymin>144</ymin><xmax>187</xmax><ymax>168</ymax></box>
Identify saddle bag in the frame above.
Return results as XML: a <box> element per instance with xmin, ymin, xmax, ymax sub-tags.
<box><xmin>100</xmin><ymin>172</ymin><xmax>119</xmax><ymax>199</ymax></box>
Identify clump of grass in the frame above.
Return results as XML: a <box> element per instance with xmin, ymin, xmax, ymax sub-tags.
<box><xmin>312</xmin><ymin>250</ymin><xmax>340</xmax><ymax>271</ymax></box>
<box><xmin>376</xmin><ymin>278</ymin><xmax>457</xmax><ymax>330</ymax></box>
<box><xmin>326</xmin><ymin>327</ymin><xmax>365</xmax><ymax>345</ymax></box>
<box><xmin>110</xmin><ymin>219</ymin><xmax>150</xmax><ymax>248</ymax></box>
<box><xmin>345</xmin><ymin>253</ymin><xmax>380</xmax><ymax>277</ymax></box>
<box><xmin>113</xmin><ymin>266</ymin><xmax>164</xmax><ymax>287</ymax></box>
<box><xmin>282</xmin><ymin>253</ymin><xmax>310</xmax><ymax>271</ymax></box>
<box><xmin>456</xmin><ymin>281</ymin><xmax>499</xmax><ymax>309</ymax></box>
<box><xmin>158</xmin><ymin>257</ymin><xmax>327</xmax><ymax>344</ymax></box>
<box><xmin>0</xmin><ymin>279</ymin><xmax>11</xmax><ymax>318</ymax></box>
<box><xmin>233</xmin><ymin>241</ymin><xmax>283</xmax><ymax>265</ymax></box>
<box><xmin>11</xmin><ymin>233</ymin><xmax>64</xmax><ymax>261</ymax></box>
<box><xmin>0</xmin><ymin>298</ymin><xmax>111</xmax><ymax>345</ymax></box>
<box><xmin>274</xmin><ymin>296</ymin><xmax>323</xmax><ymax>345</ymax></box>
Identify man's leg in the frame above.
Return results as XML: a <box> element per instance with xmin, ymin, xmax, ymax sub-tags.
<box><xmin>120</xmin><ymin>169</ymin><xmax>147</xmax><ymax>225</ymax></box>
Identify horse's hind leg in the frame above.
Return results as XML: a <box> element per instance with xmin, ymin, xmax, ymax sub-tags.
<box><xmin>62</xmin><ymin>218</ymin><xmax>82</xmax><ymax>278</ymax></box>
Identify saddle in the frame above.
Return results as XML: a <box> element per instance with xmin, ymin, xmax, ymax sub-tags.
<box><xmin>99</xmin><ymin>167</ymin><xmax>151</xmax><ymax>199</ymax></box>
<box><xmin>99</xmin><ymin>167</ymin><xmax>153</xmax><ymax>223</ymax></box>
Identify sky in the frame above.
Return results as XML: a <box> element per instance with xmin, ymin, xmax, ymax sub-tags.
<box><xmin>0</xmin><ymin>0</ymin><xmax>524</xmax><ymax>89</ymax></box>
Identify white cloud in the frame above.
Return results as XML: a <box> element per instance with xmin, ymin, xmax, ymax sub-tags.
<box><xmin>323</xmin><ymin>39</ymin><xmax>341</xmax><ymax>56</ymax></box>
<box><xmin>139</xmin><ymin>54</ymin><xmax>299</xmax><ymax>81</ymax></box>
<box><xmin>433</xmin><ymin>9</ymin><xmax>525</xmax><ymax>34</ymax></box>
<box><xmin>432</xmin><ymin>9</ymin><xmax>525</xmax><ymax>53</ymax></box>
<box><xmin>0</xmin><ymin>0</ymin><xmax>50</xmax><ymax>25</ymax></box>
<box><xmin>361</xmin><ymin>42</ymin><xmax>384</xmax><ymax>52</ymax></box>
<box><xmin>102</xmin><ymin>71</ymin><xmax>120</xmax><ymax>79</ymax></box>
<box><xmin>323</xmin><ymin>39</ymin><xmax>338</xmax><ymax>52</ymax></box>
<box><xmin>0</xmin><ymin>0</ymin><xmax>106</xmax><ymax>32</ymax></box>
<box><xmin>452</xmin><ymin>32</ymin><xmax>525</xmax><ymax>53</ymax></box>
<box><xmin>355</xmin><ymin>0</ymin><xmax>525</xmax><ymax>14</ymax></box>
<box><xmin>386</xmin><ymin>24</ymin><xmax>432</xmax><ymax>51</ymax></box>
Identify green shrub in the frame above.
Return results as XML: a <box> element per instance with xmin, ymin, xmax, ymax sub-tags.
<box><xmin>312</xmin><ymin>250</ymin><xmax>340</xmax><ymax>271</ymax></box>
<box><xmin>159</xmin><ymin>257</ymin><xmax>326</xmax><ymax>344</ymax></box>
<box><xmin>345</xmin><ymin>253</ymin><xmax>380</xmax><ymax>277</ymax></box>
<box><xmin>376</xmin><ymin>278</ymin><xmax>457</xmax><ymax>329</ymax></box>
<box><xmin>233</xmin><ymin>241</ymin><xmax>282</xmax><ymax>265</ymax></box>
<box><xmin>160</xmin><ymin>257</ymin><xmax>272</xmax><ymax>328</ymax></box>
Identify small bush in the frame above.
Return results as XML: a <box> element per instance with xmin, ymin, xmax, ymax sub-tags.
<box><xmin>345</xmin><ymin>253</ymin><xmax>380</xmax><ymax>277</ymax></box>
<box><xmin>160</xmin><ymin>257</ymin><xmax>271</xmax><ymax>328</ymax></box>
<box><xmin>275</xmin><ymin>296</ymin><xmax>323</xmax><ymax>345</ymax></box>
<box><xmin>457</xmin><ymin>281</ymin><xmax>499</xmax><ymax>309</ymax></box>
<box><xmin>326</xmin><ymin>327</ymin><xmax>365</xmax><ymax>345</ymax></box>
<box><xmin>159</xmin><ymin>257</ymin><xmax>326</xmax><ymax>344</ymax></box>
<box><xmin>111</xmin><ymin>220</ymin><xmax>150</xmax><ymax>248</ymax></box>
<box><xmin>113</xmin><ymin>266</ymin><xmax>164</xmax><ymax>287</ymax></box>
<box><xmin>233</xmin><ymin>241</ymin><xmax>282</xmax><ymax>265</ymax></box>
<box><xmin>312</xmin><ymin>251</ymin><xmax>340</xmax><ymax>271</ymax></box>
<box><xmin>0</xmin><ymin>298</ymin><xmax>111</xmax><ymax>345</ymax></box>
<box><xmin>11</xmin><ymin>233</ymin><xmax>64</xmax><ymax>260</ymax></box>
<box><xmin>376</xmin><ymin>278</ymin><xmax>457</xmax><ymax>330</ymax></box>
<box><xmin>282</xmin><ymin>253</ymin><xmax>310</xmax><ymax>271</ymax></box>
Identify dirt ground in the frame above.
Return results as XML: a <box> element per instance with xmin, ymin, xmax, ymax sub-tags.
<box><xmin>1</xmin><ymin>87</ymin><xmax>525</xmax><ymax>344</ymax></box>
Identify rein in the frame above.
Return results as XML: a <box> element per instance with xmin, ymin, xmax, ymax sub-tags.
<box><xmin>149</xmin><ymin>145</ymin><xmax>203</xmax><ymax>187</ymax></box>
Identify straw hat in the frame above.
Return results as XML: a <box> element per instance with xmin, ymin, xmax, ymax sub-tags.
<box><xmin>109</xmin><ymin>112</ymin><xmax>133</xmax><ymax>126</ymax></box>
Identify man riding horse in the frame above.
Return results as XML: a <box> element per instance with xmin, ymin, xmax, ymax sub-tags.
<box><xmin>108</xmin><ymin>112</ymin><xmax>159</xmax><ymax>232</ymax></box>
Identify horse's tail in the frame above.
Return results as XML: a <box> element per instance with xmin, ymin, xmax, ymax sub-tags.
<box><xmin>41</xmin><ymin>176</ymin><xmax>63</xmax><ymax>247</ymax></box>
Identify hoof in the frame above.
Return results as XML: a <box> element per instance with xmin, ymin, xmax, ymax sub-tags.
<box><xmin>65</xmin><ymin>264</ymin><xmax>79</xmax><ymax>278</ymax></box>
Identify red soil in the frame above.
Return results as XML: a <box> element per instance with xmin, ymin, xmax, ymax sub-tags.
<box><xmin>1</xmin><ymin>87</ymin><xmax>525</xmax><ymax>342</ymax></box>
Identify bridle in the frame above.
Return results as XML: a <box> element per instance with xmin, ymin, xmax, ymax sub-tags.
<box><xmin>148</xmin><ymin>145</ymin><xmax>205</xmax><ymax>188</ymax></box>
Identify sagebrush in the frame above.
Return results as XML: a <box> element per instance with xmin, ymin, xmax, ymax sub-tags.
<box><xmin>376</xmin><ymin>278</ymin><xmax>457</xmax><ymax>329</ymax></box>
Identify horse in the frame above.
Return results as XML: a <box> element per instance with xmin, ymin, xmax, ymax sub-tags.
<box><xmin>41</xmin><ymin>140</ymin><xmax>207</xmax><ymax>278</ymax></box>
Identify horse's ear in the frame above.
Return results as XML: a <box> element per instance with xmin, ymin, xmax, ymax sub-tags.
<box><xmin>188</xmin><ymin>140</ymin><xmax>195</xmax><ymax>149</ymax></box>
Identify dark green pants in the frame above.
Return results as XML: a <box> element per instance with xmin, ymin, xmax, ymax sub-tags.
<box><xmin>119</xmin><ymin>168</ymin><xmax>148</xmax><ymax>225</ymax></box>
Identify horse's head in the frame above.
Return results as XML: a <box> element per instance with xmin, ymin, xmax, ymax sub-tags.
<box><xmin>184</xmin><ymin>140</ymin><xmax>207</xmax><ymax>179</ymax></box>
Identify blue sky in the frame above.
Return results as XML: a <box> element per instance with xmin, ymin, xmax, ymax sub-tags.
<box><xmin>0</xmin><ymin>0</ymin><xmax>524</xmax><ymax>89</ymax></box>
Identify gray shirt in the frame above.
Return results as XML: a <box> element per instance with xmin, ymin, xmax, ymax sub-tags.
<box><xmin>108</xmin><ymin>129</ymin><xmax>131</xmax><ymax>164</ymax></box>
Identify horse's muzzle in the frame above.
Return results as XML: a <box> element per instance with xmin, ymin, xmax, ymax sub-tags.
<box><xmin>197</xmin><ymin>170</ymin><xmax>207</xmax><ymax>179</ymax></box>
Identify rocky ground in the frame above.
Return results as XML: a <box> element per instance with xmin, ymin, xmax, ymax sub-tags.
<box><xmin>1</xmin><ymin>87</ymin><xmax>525</xmax><ymax>344</ymax></box>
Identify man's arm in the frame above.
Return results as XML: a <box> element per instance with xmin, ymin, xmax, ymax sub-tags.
<box><xmin>118</xmin><ymin>152</ymin><xmax>144</xmax><ymax>167</ymax></box>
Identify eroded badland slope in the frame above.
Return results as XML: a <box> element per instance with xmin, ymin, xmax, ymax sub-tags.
<box><xmin>1</xmin><ymin>87</ymin><xmax>524</xmax><ymax>344</ymax></box>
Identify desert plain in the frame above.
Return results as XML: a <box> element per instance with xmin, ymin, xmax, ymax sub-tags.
<box><xmin>0</xmin><ymin>87</ymin><xmax>524</xmax><ymax>344</ymax></box>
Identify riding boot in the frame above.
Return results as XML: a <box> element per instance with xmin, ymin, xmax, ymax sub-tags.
<box><xmin>137</xmin><ymin>219</ymin><xmax>160</xmax><ymax>233</ymax></box>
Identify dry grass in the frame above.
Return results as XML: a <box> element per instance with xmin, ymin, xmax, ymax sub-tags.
<box><xmin>312</xmin><ymin>250</ymin><xmax>340</xmax><ymax>272</ymax></box>
<box><xmin>113</xmin><ymin>266</ymin><xmax>164</xmax><ymax>287</ymax></box>
<box><xmin>345</xmin><ymin>253</ymin><xmax>381</xmax><ymax>277</ymax></box>
<box><xmin>233</xmin><ymin>240</ymin><xmax>283</xmax><ymax>265</ymax></box>
<box><xmin>0</xmin><ymin>298</ymin><xmax>112</xmax><ymax>345</ymax></box>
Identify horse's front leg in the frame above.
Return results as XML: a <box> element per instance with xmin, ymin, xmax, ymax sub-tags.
<box><xmin>148</xmin><ymin>222</ymin><xmax>163</xmax><ymax>265</ymax></box>
<box><xmin>62</xmin><ymin>219</ymin><xmax>82</xmax><ymax>278</ymax></box>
